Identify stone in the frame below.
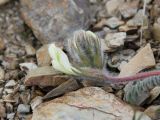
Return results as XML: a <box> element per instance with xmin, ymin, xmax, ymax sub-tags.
<box><xmin>119</xmin><ymin>0</ymin><xmax>139</xmax><ymax>18</ymax></box>
<box><xmin>36</xmin><ymin>45</ymin><xmax>51</xmax><ymax>66</ymax></box>
<box><xmin>5</xmin><ymin>80</ymin><xmax>17</xmax><ymax>87</ymax></box>
<box><xmin>0</xmin><ymin>103</ymin><xmax>6</xmax><ymax>118</ymax></box>
<box><xmin>119</xmin><ymin>25</ymin><xmax>137</xmax><ymax>33</ymax></box>
<box><xmin>32</xmin><ymin>87</ymin><xmax>151</xmax><ymax>120</ymax></box>
<box><xmin>145</xmin><ymin>105</ymin><xmax>160</xmax><ymax>120</ymax></box>
<box><xmin>24</xmin><ymin>66</ymin><xmax>68</xmax><ymax>87</ymax></box>
<box><xmin>25</xmin><ymin>44</ymin><xmax>36</xmax><ymax>56</ymax></box>
<box><xmin>0</xmin><ymin>0</ymin><xmax>10</xmax><ymax>5</ymax></box>
<box><xmin>104</xmin><ymin>32</ymin><xmax>126</xmax><ymax>48</ymax></box>
<box><xmin>20</xmin><ymin>0</ymin><xmax>92</xmax><ymax>45</ymax></box>
<box><xmin>105</xmin><ymin>0</ymin><xmax>124</xmax><ymax>16</ymax></box>
<box><xmin>19</xmin><ymin>62</ymin><xmax>38</xmax><ymax>71</ymax></box>
<box><xmin>0</xmin><ymin>67</ymin><xmax>4</xmax><ymax>80</ymax></box>
<box><xmin>147</xmin><ymin>86</ymin><xmax>160</xmax><ymax>104</ymax></box>
<box><xmin>127</xmin><ymin>10</ymin><xmax>148</xmax><ymax>27</ymax></box>
<box><xmin>106</xmin><ymin>17</ymin><xmax>124</xmax><ymax>29</ymax></box>
<box><xmin>119</xmin><ymin>43</ymin><xmax>156</xmax><ymax>77</ymax></box>
<box><xmin>152</xmin><ymin>23</ymin><xmax>160</xmax><ymax>41</ymax></box>
<box><xmin>17</xmin><ymin>104</ymin><xmax>30</xmax><ymax>114</ymax></box>
<box><xmin>7</xmin><ymin>113</ymin><xmax>15</xmax><ymax>119</ymax></box>
<box><xmin>0</xmin><ymin>37</ymin><xmax>5</xmax><ymax>50</ymax></box>
<box><xmin>30</xmin><ymin>96</ymin><xmax>42</xmax><ymax>110</ymax></box>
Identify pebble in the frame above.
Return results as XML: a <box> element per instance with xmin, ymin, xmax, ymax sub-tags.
<box><xmin>30</xmin><ymin>96</ymin><xmax>42</xmax><ymax>110</ymax></box>
<box><xmin>25</xmin><ymin>44</ymin><xmax>36</xmax><ymax>56</ymax></box>
<box><xmin>153</xmin><ymin>22</ymin><xmax>160</xmax><ymax>41</ymax></box>
<box><xmin>36</xmin><ymin>45</ymin><xmax>51</xmax><ymax>66</ymax></box>
<box><xmin>119</xmin><ymin>0</ymin><xmax>139</xmax><ymax>18</ymax></box>
<box><xmin>127</xmin><ymin>10</ymin><xmax>148</xmax><ymax>27</ymax></box>
<box><xmin>105</xmin><ymin>32</ymin><xmax>126</xmax><ymax>48</ymax></box>
<box><xmin>5</xmin><ymin>80</ymin><xmax>16</xmax><ymax>87</ymax></box>
<box><xmin>106</xmin><ymin>17</ymin><xmax>124</xmax><ymax>29</ymax></box>
<box><xmin>105</xmin><ymin>0</ymin><xmax>124</xmax><ymax>15</ymax></box>
<box><xmin>0</xmin><ymin>37</ymin><xmax>5</xmax><ymax>50</ymax></box>
<box><xmin>0</xmin><ymin>0</ymin><xmax>10</xmax><ymax>5</ymax></box>
<box><xmin>7</xmin><ymin>113</ymin><xmax>15</xmax><ymax>119</ymax></box>
<box><xmin>17</xmin><ymin>104</ymin><xmax>30</xmax><ymax>114</ymax></box>
<box><xmin>19</xmin><ymin>62</ymin><xmax>38</xmax><ymax>71</ymax></box>
<box><xmin>0</xmin><ymin>67</ymin><xmax>5</xmax><ymax>80</ymax></box>
<box><xmin>0</xmin><ymin>102</ymin><xmax>6</xmax><ymax>118</ymax></box>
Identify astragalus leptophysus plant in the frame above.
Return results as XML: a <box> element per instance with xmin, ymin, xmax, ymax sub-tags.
<box><xmin>49</xmin><ymin>30</ymin><xmax>160</xmax><ymax>84</ymax></box>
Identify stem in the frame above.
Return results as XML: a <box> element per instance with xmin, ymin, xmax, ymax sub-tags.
<box><xmin>82</xmin><ymin>68</ymin><xmax>160</xmax><ymax>84</ymax></box>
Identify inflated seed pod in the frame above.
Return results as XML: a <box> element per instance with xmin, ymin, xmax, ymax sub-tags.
<box><xmin>67</xmin><ymin>30</ymin><xmax>104</xmax><ymax>69</ymax></box>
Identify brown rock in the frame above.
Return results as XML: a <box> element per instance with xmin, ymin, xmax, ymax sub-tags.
<box><xmin>119</xmin><ymin>0</ymin><xmax>139</xmax><ymax>18</ymax></box>
<box><xmin>0</xmin><ymin>0</ymin><xmax>10</xmax><ymax>5</ymax></box>
<box><xmin>145</xmin><ymin>105</ymin><xmax>160</xmax><ymax>120</ymax></box>
<box><xmin>153</xmin><ymin>23</ymin><xmax>160</xmax><ymax>41</ymax></box>
<box><xmin>119</xmin><ymin>43</ymin><xmax>155</xmax><ymax>77</ymax></box>
<box><xmin>25</xmin><ymin>44</ymin><xmax>36</xmax><ymax>56</ymax></box>
<box><xmin>32</xmin><ymin>87</ymin><xmax>150</xmax><ymax>120</ymax></box>
<box><xmin>105</xmin><ymin>0</ymin><xmax>124</xmax><ymax>16</ymax></box>
<box><xmin>105</xmin><ymin>32</ymin><xmax>126</xmax><ymax>48</ymax></box>
<box><xmin>127</xmin><ymin>10</ymin><xmax>148</xmax><ymax>27</ymax></box>
<box><xmin>24</xmin><ymin>66</ymin><xmax>68</xmax><ymax>87</ymax></box>
<box><xmin>36</xmin><ymin>45</ymin><xmax>51</xmax><ymax>66</ymax></box>
<box><xmin>0</xmin><ymin>37</ymin><xmax>5</xmax><ymax>51</ymax></box>
<box><xmin>20</xmin><ymin>0</ymin><xmax>92</xmax><ymax>45</ymax></box>
<box><xmin>0</xmin><ymin>103</ymin><xmax>6</xmax><ymax>118</ymax></box>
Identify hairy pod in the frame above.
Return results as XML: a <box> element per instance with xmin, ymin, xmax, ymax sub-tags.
<box><xmin>67</xmin><ymin>30</ymin><xmax>104</xmax><ymax>69</ymax></box>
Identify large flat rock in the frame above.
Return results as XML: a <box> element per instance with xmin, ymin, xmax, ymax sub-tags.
<box><xmin>20</xmin><ymin>0</ymin><xmax>92</xmax><ymax>46</ymax></box>
<box><xmin>32</xmin><ymin>87</ymin><xmax>151</xmax><ymax>120</ymax></box>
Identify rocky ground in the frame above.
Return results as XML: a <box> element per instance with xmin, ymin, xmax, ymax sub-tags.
<box><xmin>0</xmin><ymin>0</ymin><xmax>160</xmax><ymax>120</ymax></box>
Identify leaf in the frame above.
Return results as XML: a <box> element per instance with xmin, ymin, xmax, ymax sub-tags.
<box><xmin>48</xmin><ymin>44</ymin><xmax>81</xmax><ymax>75</ymax></box>
<box><xmin>124</xmin><ymin>76</ymin><xmax>160</xmax><ymax>105</ymax></box>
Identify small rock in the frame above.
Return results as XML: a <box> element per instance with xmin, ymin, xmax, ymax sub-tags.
<box><xmin>145</xmin><ymin>105</ymin><xmax>160</xmax><ymax>120</ymax></box>
<box><xmin>0</xmin><ymin>0</ymin><xmax>10</xmax><ymax>5</ymax></box>
<box><xmin>25</xmin><ymin>44</ymin><xmax>36</xmax><ymax>56</ymax></box>
<box><xmin>147</xmin><ymin>86</ymin><xmax>160</xmax><ymax>104</ymax></box>
<box><xmin>5</xmin><ymin>80</ymin><xmax>17</xmax><ymax>87</ymax></box>
<box><xmin>119</xmin><ymin>25</ymin><xmax>137</xmax><ymax>33</ymax></box>
<box><xmin>105</xmin><ymin>0</ymin><xmax>124</xmax><ymax>16</ymax></box>
<box><xmin>19</xmin><ymin>62</ymin><xmax>38</xmax><ymax>71</ymax></box>
<box><xmin>0</xmin><ymin>37</ymin><xmax>5</xmax><ymax>50</ymax></box>
<box><xmin>94</xmin><ymin>18</ymin><xmax>108</xmax><ymax>29</ymax></box>
<box><xmin>30</xmin><ymin>96</ymin><xmax>42</xmax><ymax>110</ymax></box>
<box><xmin>17</xmin><ymin>104</ymin><xmax>30</xmax><ymax>114</ymax></box>
<box><xmin>106</xmin><ymin>17</ymin><xmax>124</xmax><ymax>29</ymax></box>
<box><xmin>119</xmin><ymin>0</ymin><xmax>139</xmax><ymax>18</ymax></box>
<box><xmin>24</xmin><ymin>66</ymin><xmax>68</xmax><ymax>87</ymax></box>
<box><xmin>3</xmin><ymin>94</ymin><xmax>16</xmax><ymax>103</ymax></box>
<box><xmin>127</xmin><ymin>10</ymin><xmax>148</xmax><ymax>27</ymax></box>
<box><xmin>153</xmin><ymin>22</ymin><xmax>160</xmax><ymax>41</ymax></box>
<box><xmin>7</xmin><ymin>113</ymin><xmax>15</xmax><ymax>119</ymax></box>
<box><xmin>104</xmin><ymin>32</ymin><xmax>126</xmax><ymax>48</ymax></box>
<box><xmin>0</xmin><ymin>103</ymin><xmax>6</xmax><ymax>118</ymax></box>
<box><xmin>36</xmin><ymin>45</ymin><xmax>51</xmax><ymax>66</ymax></box>
<box><xmin>4</xmin><ymin>88</ymin><xmax>14</xmax><ymax>94</ymax></box>
<box><xmin>0</xmin><ymin>67</ymin><xmax>5</xmax><ymax>80</ymax></box>
<box><xmin>119</xmin><ymin>43</ymin><xmax>156</xmax><ymax>77</ymax></box>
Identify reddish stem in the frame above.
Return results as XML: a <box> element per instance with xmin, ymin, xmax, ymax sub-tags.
<box><xmin>83</xmin><ymin>68</ymin><xmax>160</xmax><ymax>84</ymax></box>
<box><xmin>103</xmin><ymin>71</ymin><xmax>160</xmax><ymax>83</ymax></box>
